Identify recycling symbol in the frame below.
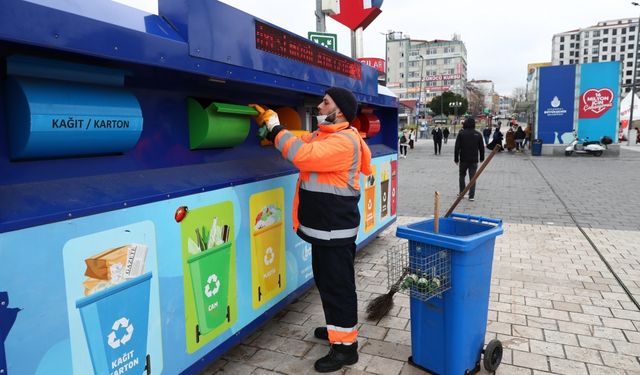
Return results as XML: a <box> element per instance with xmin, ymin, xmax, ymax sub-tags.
<box><xmin>264</xmin><ymin>247</ymin><xmax>275</xmax><ymax>265</ymax></box>
<box><xmin>204</xmin><ymin>273</ymin><xmax>221</xmax><ymax>298</ymax></box>
<box><xmin>302</xmin><ymin>245</ymin><xmax>311</xmax><ymax>261</ymax></box>
<box><xmin>107</xmin><ymin>317</ymin><xmax>134</xmax><ymax>349</ymax></box>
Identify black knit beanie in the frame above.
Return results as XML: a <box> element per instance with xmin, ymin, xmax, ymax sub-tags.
<box><xmin>325</xmin><ymin>87</ymin><xmax>358</xmax><ymax>122</ymax></box>
<box><xmin>463</xmin><ymin>117</ymin><xmax>476</xmax><ymax>129</ymax></box>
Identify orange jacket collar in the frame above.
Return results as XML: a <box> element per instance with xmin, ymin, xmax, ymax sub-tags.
<box><xmin>318</xmin><ymin>121</ymin><xmax>350</xmax><ymax>133</ymax></box>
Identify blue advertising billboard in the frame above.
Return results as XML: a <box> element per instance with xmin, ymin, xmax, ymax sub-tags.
<box><xmin>577</xmin><ymin>61</ymin><xmax>620</xmax><ymax>143</ymax></box>
<box><xmin>537</xmin><ymin>65</ymin><xmax>576</xmax><ymax>144</ymax></box>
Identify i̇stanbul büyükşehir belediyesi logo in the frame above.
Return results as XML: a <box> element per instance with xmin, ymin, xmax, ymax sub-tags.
<box><xmin>543</xmin><ymin>96</ymin><xmax>568</xmax><ymax>117</ymax></box>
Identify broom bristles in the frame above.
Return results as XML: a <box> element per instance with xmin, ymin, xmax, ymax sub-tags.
<box><xmin>365</xmin><ymin>291</ymin><xmax>396</xmax><ymax>321</ymax></box>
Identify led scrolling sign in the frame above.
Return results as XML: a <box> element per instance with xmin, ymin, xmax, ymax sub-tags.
<box><xmin>255</xmin><ymin>21</ymin><xmax>362</xmax><ymax>80</ymax></box>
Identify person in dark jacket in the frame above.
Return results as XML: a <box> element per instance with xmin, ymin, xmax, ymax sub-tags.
<box><xmin>514</xmin><ymin>125</ymin><xmax>526</xmax><ymax>152</ymax></box>
<box><xmin>431</xmin><ymin>125</ymin><xmax>443</xmax><ymax>155</ymax></box>
<box><xmin>488</xmin><ymin>125</ymin><xmax>503</xmax><ymax>152</ymax></box>
<box><xmin>442</xmin><ymin>127</ymin><xmax>450</xmax><ymax>144</ymax></box>
<box><xmin>454</xmin><ymin>117</ymin><xmax>485</xmax><ymax>201</ymax></box>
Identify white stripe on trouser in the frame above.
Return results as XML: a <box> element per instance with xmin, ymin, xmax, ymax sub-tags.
<box><xmin>298</xmin><ymin>225</ymin><xmax>358</xmax><ymax>241</ymax></box>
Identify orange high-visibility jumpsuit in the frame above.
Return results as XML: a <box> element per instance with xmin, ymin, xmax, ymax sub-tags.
<box><xmin>268</xmin><ymin>121</ymin><xmax>372</xmax><ymax>344</ymax></box>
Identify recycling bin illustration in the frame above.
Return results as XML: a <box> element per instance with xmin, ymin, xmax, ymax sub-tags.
<box><xmin>364</xmin><ymin>175</ymin><xmax>376</xmax><ymax>232</ymax></box>
<box><xmin>252</xmin><ymin>222</ymin><xmax>284</xmax><ymax>305</ymax></box>
<box><xmin>188</xmin><ymin>242</ymin><xmax>232</xmax><ymax>341</ymax></box>
<box><xmin>380</xmin><ymin>176</ymin><xmax>389</xmax><ymax>218</ymax></box>
<box><xmin>390</xmin><ymin>160</ymin><xmax>397</xmax><ymax>216</ymax></box>
<box><xmin>76</xmin><ymin>273</ymin><xmax>152</xmax><ymax>375</ymax></box>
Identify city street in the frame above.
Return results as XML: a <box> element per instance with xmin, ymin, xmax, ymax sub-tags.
<box><xmin>202</xmin><ymin>140</ymin><xmax>640</xmax><ymax>375</ymax></box>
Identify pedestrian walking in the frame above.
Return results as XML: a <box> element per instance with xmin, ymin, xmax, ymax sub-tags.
<box><xmin>523</xmin><ymin>124</ymin><xmax>532</xmax><ymax>149</ymax></box>
<box><xmin>443</xmin><ymin>127</ymin><xmax>450</xmax><ymax>144</ymax></box>
<box><xmin>250</xmin><ymin>86</ymin><xmax>371</xmax><ymax>373</ymax></box>
<box><xmin>399</xmin><ymin>129</ymin><xmax>409</xmax><ymax>158</ymax></box>
<box><xmin>454</xmin><ymin>117</ymin><xmax>484</xmax><ymax>201</ymax></box>
<box><xmin>419</xmin><ymin>122</ymin><xmax>427</xmax><ymax>139</ymax></box>
<box><xmin>515</xmin><ymin>125</ymin><xmax>525</xmax><ymax>152</ymax></box>
<box><xmin>408</xmin><ymin>129</ymin><xmax>416</xmax><ymax>149</ymax></box>
<box><xmin>431</xmin><ymin>124</ymin><xmax>443</xmax><ymax>155</ymax></box>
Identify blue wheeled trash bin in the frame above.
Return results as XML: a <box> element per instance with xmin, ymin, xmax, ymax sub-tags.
<box><xmin>531</xmin><ymin>139</ymin><xmax>543</xmax><ymax>156</ymax></box>
<box><xmin>389</xmin><ymin>213</ymin><xmax>503</xmax><ymax>375</ymax></box>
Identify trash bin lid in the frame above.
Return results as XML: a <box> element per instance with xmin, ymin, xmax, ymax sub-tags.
<box><xmin>396</xmin><ymin>213</ymin><xmax>503</xmax><ymax>252</ymax></box>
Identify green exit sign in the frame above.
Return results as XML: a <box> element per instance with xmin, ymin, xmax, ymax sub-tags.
<box><xmin>308</xmin><ymin>32</ymin><xmax>338</xmax><ymax>51</ymax></box>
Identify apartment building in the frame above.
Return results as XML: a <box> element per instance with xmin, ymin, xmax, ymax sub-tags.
<box><xmin>385</xmin><ymin>31</ymin><xmax>468</xmax><ymax>105</ymax></box>
<box><xmin>552</xmin><ymin>18</ymin><xmax>638</xmax><ymax>93</ymax></box>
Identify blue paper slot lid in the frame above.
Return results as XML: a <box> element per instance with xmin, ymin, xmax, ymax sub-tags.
<box><xmin>6</xmin><ymin>77</ymin><xmax>143</xmax><ymax>160</ymax></box>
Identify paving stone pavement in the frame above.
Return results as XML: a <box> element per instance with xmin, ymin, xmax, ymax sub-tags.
<box><xmin>201</xmin><ymin>139</ymin><xmax>640</xmax><ymax>375</ymax></box>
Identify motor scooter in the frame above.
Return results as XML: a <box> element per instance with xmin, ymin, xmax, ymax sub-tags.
<box><xmin>564</xmin><ymin>132</ymin><xmax>606</xmax><ymax>157</ymax></box>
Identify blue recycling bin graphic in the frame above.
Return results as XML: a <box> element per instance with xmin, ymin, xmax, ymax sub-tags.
<box><xmin>76</xmin><ymin>273</ymin><xmax>152</xmax><ymax>375</ymax></box>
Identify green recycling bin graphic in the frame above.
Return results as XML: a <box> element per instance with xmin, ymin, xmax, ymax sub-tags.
<box><xmin>179</xmin><ymin>200</ymin><xmax>237</xmax><ymax>352</ymax></box>
<box><xmin>188</xmin><ymin>242</ymin><xmax>232</xmax><ymax>341</ymax></box>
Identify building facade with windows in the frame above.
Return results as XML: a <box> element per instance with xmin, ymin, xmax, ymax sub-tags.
<box><xmin>385</xmin><ymin>32</ymin><xmax>468</xmax><ymax>108</ymax></box>
<box><xmin>466</xmin><ymin>79</ymin><xmax>497</xmax><ymax>114</ymax></box>
<box><xmin>552</xmin><ymin>18</ymin><xmax>637</xmax><ymax>93</ymax></box>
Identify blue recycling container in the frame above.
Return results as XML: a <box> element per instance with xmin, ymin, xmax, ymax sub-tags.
<box><xmin>76</xmin><ymin>273</ymin><xmax>152</xmax><ymax>375</ymax></box>
<box><xmin>531</xmin><ymin>138</ymin><xmax>543</xmax><ymax>156</ymax></box>
<box><xmin>396</xmin><ymin>213</ymin><xmax>503</xmax><ymax>375</ymax></box>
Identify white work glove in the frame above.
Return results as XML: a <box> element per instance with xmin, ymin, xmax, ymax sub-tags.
<box><xmin>249</xmin><ymin>104</ymin><xmax>280</xmax><ymax>131</ymax></box>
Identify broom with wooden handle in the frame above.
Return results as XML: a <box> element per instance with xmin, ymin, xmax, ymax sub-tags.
<box><xmin>365</xmin><ymin>145</ymin><xmax>501</xmax><ymax>321</ymax></box>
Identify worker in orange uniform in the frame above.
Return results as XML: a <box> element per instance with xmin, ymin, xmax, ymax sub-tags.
<box><xmin>250</xmin><ymin>87</ymin><xmax>371</xmax><ymax>373</ymax></box>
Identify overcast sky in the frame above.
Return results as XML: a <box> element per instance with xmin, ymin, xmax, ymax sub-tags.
<box><xmin>117</xmin><ymin>0</ymin><xmax>637</xmax><ymax>95</ymax></box>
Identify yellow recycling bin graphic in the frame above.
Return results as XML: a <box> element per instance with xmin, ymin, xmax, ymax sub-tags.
<box><xmin>250</xmin><ymin>188</ymin><xmax>286</xmax><ymax>309</ymax></box>
<box><xmin>364</xmin><ymin>165</ymin><xmax>376</xmax><ymax>232</ymax></box>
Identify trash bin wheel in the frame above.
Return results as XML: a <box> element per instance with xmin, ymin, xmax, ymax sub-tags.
<box><xmin>483</xmin><ymin>339</ymin><xmax>503</xmax><ymax>372</ymax></box>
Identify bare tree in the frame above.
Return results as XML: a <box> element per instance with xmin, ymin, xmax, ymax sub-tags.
<box><xmin>511</xmin><ymin>87</ymin><xmax>526</xmax><ymax>102</ymax></box>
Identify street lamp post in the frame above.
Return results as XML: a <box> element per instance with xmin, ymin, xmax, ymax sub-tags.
<box><xmin>417</xmin><ymin>55</ymin><xmax>425</xmax><ymax>128</ymax></box>
<box><xmin>629</xmin><ymin>2</ymin><xmax>640</xmax><ymax>146</ymax></box>
<box><xmin>449</xmin><ymin>101</ymin><xmax>462</xmax><ymax>134</ymax></box>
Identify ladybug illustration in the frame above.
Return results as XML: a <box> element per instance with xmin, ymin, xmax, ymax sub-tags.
<box><xmin>174</xmin><ymin>206</ymin><xmax>188</xmax><ymax>222</ymax></box>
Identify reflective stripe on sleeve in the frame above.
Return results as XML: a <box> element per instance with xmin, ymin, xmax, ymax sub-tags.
<box><xmin>275</xmin><ymin>131</ymin><xmax>304</xmax><ymax>163</ymax></box>
<box><xmin>285</xmin><ymin>138</ymin><xmax>304</xmax><ymax>162</ymax></box>
<box><xmin>275</xmin><ymin>131</ymin><xmax>295</xmax><ymax>151</ymax></box>
<box><xmin>336</xmin><ymin>132</ymin><xmax>360</xmax><ymax>187</ymax></box>
<box><xmin>298</xmin><ymin>224</ymin><xmax>358</xmax><ymax>240</ymax></box>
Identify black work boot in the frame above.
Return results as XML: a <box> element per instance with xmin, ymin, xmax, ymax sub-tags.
<box><xmin>314</xmin><ymin>342</ymin><xmax>358</xmax><ymax>373</ymax></box>
<box><xmin>314</xmin><ymin>326</ymin><xmax>328</xmax><ymax>340</ymax></box>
